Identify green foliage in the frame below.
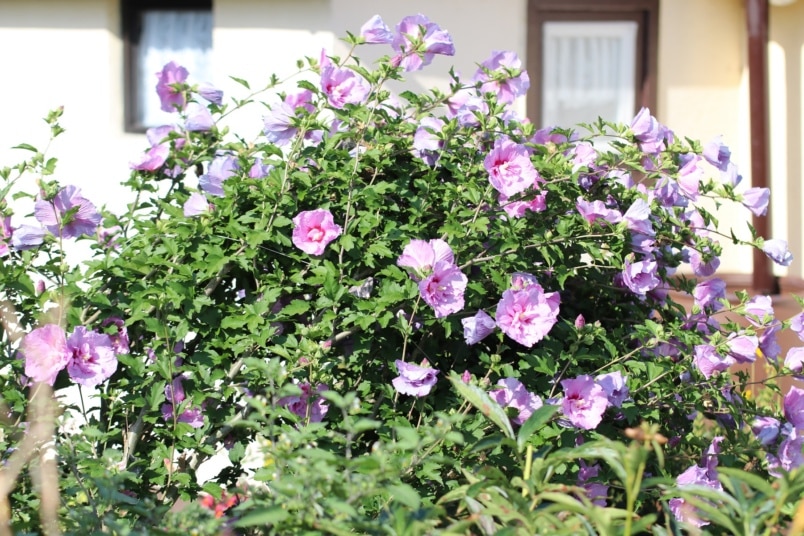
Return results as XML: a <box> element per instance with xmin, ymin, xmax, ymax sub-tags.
<box><xmin>0</xmin><ymin>17</ymin><xmax>802</xmax><ymax>535</ymax></box>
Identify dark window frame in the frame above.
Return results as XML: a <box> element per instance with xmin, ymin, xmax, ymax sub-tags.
<box><xmin>527</xmin><ymin>0</ymin><xmax>659</xmax><ymax>127</ymax></box>
<box><xmin>121</xmin><ymin>0</ymin><xmax>212</xmax><ymax>133</ymax></box>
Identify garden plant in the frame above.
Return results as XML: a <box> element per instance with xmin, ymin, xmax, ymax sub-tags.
<box><xmin>2</xmin><ymin>13</ymin><xmax>804</xmax><ymax>535</ymax></box>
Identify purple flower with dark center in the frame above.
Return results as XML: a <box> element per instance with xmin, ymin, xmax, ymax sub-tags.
<box><xmin>277</xmin><ymin>382</ymin><xmax>330</xmax><ymax>423</ymax></box>
<box><xmin>762</xmin><ymin>238</ymin><xmax>793</xmax><ymax>267</ymax></box>
<box><xmin>703</xmin><ymin>135</ymin><xmax>731</xmax><ymax>172</ymax></box>
<box><xmin>462</xmin><ymin>310</ymin><xmax>497</xmax><ymax>345</ymax></box>
<box><xmin>693</xmin><ymin>344</ymin><xmax>734</xmax><ymax>379</ymax></box>
<box><xmin>418</xmin><ymin>261</ymin><xmax>468</xmax><ymax>318</ymax></box>
<box><xmin>11</xmin><ymin>224</ymin><xmax>46</xmax><ymax>250</ymax></box>
<box><xmin>561</xmin><ymin>375</ymin><xmax>609</xmax><ymax>430</ymax></box>
<box><xmin>621</xmin><ymin>256</ymin><xmax>660</xmax><ymax>297</ymax></box>
<box><xmin>391</xmin><ymin>14</ymin><xmax>455</xmax><ymax>72</ymax></box>
<box><xmin>65</xmin><ymin>326</ymin><xmax>118</xmax><ymax>387</ymax></box>
<box><xmin>320</xmin><ymin>61</ymin><xmax>370</xmax><ymax>109</ymax></box>
<box><xmin>693</xmin><ymin>278</ymin><xmax>726</xmax><ymax>311</ymax></box>
<box><xmin>199</xmin><ymin>155</ymin><xmax>238</xmax><ymax>197</ymax></box>
<box><xmin>34</xmin><ymin>185</ymin><xmax>102</xmax><ymax>239</ymax></box>
<box><xmin>491</xmin><ymin>378</ymin><xmax>543</xmax><ymax>425</ymax></box>
<box><xmin>495</xmin><ymin>282</ymin><xmax>560</xmax><ymax>347</ymax></box>
<box><xmin>473</xmin><ymin>50</ymin><xmax>530</xmax><ymax>105</ymax></box>
<box><xmin>360</xmin><ymin>14</ymin><xmax>394</xmax><ymax>44</ymax></box>
<box><xmin>292</xmin><ymin>208</ymin><xmax>342</xmax><ymax>256</ymax></box>
<box><xmin>741</xmin><ymin>187</ymin><xmax>770</xmax><ymax>217</ymax></box>
<box><xmin>156</xmin><ymin>61</ymin><xmax>189</xmax><ymax>113</ymax></box>
<box><xmin>485</xmin><ymin>138</ymin><xmax>541</xmax><ymax>197</ymax></box>
<box><xmin>595</xmin><ymin>371</ymin><xmax>629</xmax><ymax>408</ymax></box>
<box><xmin>392</xmin><ymin>360</ymin><xmax>438</xmax><ymax>397</ymax></box>
<box><xmin>19</xmin><ymin>324</ymin><xmax>71</xmax><ymax>386</ymax></box>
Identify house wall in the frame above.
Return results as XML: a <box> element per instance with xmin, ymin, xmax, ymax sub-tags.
<box><xmin>1</xmin><ymin>0</ymin><xmax>801</xmax><ymax>283</ymax></box>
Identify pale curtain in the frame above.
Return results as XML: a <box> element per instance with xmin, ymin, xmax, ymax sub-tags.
<box><xmin>541</xmin><ymin>21</ymin><xmax>637</xmax><ymax>128</ymax></box>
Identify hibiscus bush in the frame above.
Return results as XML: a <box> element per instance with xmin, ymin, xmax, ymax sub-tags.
<box><xmin>3</xmin><ymin>13</ymin><xmax>804</xmax><ymax>535</ymax></box>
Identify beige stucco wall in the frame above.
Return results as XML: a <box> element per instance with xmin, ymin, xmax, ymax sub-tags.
<box><xmin>1</xmin><ymin>0</ymin><xmax>801</xmax><ymax>281</ymax></box>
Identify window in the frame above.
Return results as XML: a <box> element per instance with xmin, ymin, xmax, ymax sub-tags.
<box><xmin>527</xmin><ymin>0</ymin><xmax>659</xmax><ymax>128</ymax></box>
<box><xmin>122</xmin><ymin>0</ymin><xmax>213</xmax><ymax>132</ymax></box>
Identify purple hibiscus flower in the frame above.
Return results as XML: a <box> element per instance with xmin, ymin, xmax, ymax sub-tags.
<box><xmin>391</xmin><ymin>14</ymin><xmax>455</xmax><ymax>72</ymax></box>
<box><xmin>19</xmin><ymin>324</ymin><xmax>71</xmax><ymax>386</ymax></box>
<box><xmin>156</xmin><ymin>61</ymin><xmax>189</xmax><ymax>113</ymax></box>
<box><xmin>392</xmin><ymin>360</ymin><xmax>438</xmax><ymax>397</ymax></box>
<box><xmin>595</xmin><ymin>371</ymin><xmax>629</xmax><ymax>408</ymax></box>
<box><xmin>473</xmin><ymin>50</ymin><xmax>530</xmax><ymax>105</ymax></box>
<box><xmin>461</xmin><ymin>310</ymin><xmax>497</xmax><ymax>345</ymax></box>
<box><xmin>484</xmin><ymin>138</ymin><xmax>541</xmax><ymax>198</ymax></box>
<box><xmin>320</xmin><ymin>55</ymin><xmax>370</xmax><ymax>109</ymax></box>
<box><xmin>277</xmin><ymin>382</ymin><xmax>330</xmax><ymax>423</ymax></box>
<box><xmin>199</xmin><ymin>155</ymin><xmax>238</xmax><ymax>197</ymax></box>
<box><xmin>495</xmin><ymin>281</ymin><xmax>560</xmax><ymax>347</ymax></box>
<box><xmin>561</xmin><ymin>375</ymin><xmax>609</xmax><ymax>430</ymax></box>
<box><xmin>161</xmin><ymin>374</ymin><xmax>205</xmax><ymax>428</ymax></box>
<box><xmin>418</xmin><ymin>261</ymin><xmax>468</xmax><ymax>318</ymax></box>
<box><xmin>397</xmin><ymin>239</ymin><xmax>454</xmax><ymax>281</ymax></box>
<box><xmin>65</xmin><ymin>326</ymin><xmax>118</xmax><ymax>387</ymax></box>
<box><xmin>620</xmin><ymin>256</ymin><xmax>660</xmax><ymax>297</ymax></box>
<box><xmin>693</xmin><ymin>344</ymin><xmax>734</xmax><ymax>379</ymax></box>
<box><xmin>492</xmin><ymin>378</ymin><xmax>543</xmax><ymax>425</ymax></box>
<box><xmin>669</xmin><ymin>437</ymin><xmax>724</xmax><ymax>528</ymax></box>
<box><xmin>412</xmin><ymin>116</ymin><xmax>446</xmax><ymax>166</ymax></box>
<box><xmin>762</xmin><ymin>238</ymin><xmax>793</xmax><ymax>267</ymax></box>
<box><xmin>11</xmin><ymin>224</ymin><xmax>46</xmax><ymax>250</ymax></box>
<box><xmin>34</xmin><ymin>185</ymin><xmax>102</xmax><ymax>239</ymax></box>
<box><xmin>741</xmin><ymin>187</ymin><xmax>770</xmax><ymax>217</ymax></box>
<box><xmin>359</xmin><ymin>14</ymin><xmax>394</xmax><ymax>44</ymax></box>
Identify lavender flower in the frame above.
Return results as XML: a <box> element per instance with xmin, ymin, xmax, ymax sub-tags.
<box><xmin>392</xmin><ymin>360</ymin><xmax>438</xmax><ymax>397</ymax></box>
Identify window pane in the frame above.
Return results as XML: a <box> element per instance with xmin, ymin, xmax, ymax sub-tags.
<box><xmin>541</xmin><ymin>21</ymin><xmax>637</xmax><ymax>127</ymax></box>
<box><xmin>136</xmin><ymin>10</ymin><xmax>213</xmax><ymax>128</ymax></box>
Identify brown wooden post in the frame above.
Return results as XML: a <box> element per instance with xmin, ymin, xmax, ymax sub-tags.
<box><xmin>746</xmin><ymin>0</ymin><xmax>777</xmax><ymax>294</ymax></box>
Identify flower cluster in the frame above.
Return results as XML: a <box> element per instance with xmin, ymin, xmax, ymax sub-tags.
<box><xmin>20</xmin><ymin>323</ymin><xmax>126</xmax><ymax>387</ymax></box>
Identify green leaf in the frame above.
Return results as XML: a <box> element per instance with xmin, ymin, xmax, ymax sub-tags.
<box><xmin>516</xmin><ymin>404</ymin><xmax>559</xmax><ymax>453</ymax></box>
<box><xmin>280</xmin><ymin>299</ymin><xmax>310</xmax><ymax>317</ymax></box>
<box><xmin>12</xmin><ymin>143</ymin><xmax>38</xmax><ymax>152</ymax></box>
<box><xmin>387</xmin><ymin>483</ymin><xmax>421</xmax><ymax>509</ymax></box>
<box><xmin>234</xmin><ymin>506</ymin><xmax>290</xmax><ymax>527</ymax></box>
<box><xmin>448</xmin><ymin>372</ymin><xmax>514</xmax><ymax>439</ymax></box>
